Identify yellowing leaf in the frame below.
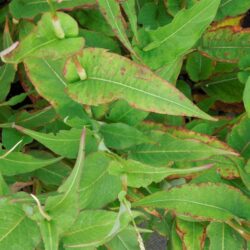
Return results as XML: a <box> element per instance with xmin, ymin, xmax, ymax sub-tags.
<box><xmin>65</xmin><ymin>48</ymin><xmax>214</xmax><ymax>120</ymax></box>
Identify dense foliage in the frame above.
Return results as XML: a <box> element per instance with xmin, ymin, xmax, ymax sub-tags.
<box><xmin>0</xmin><ymin>0</ymin><xmax>250</xmax><ymax>249</ymax></box>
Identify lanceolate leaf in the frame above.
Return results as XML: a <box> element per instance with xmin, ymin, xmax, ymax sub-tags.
<box><xmin>100</xmin><ymin>123</ymin><xmax>150</xmax><ymax>149</ymax></box>
<box><xmin>216</xmin><ymin>0</ymin><xmax>250</xmax><ymax>20</ymax></box>
<box><xmin>10</xmin><ymin>0</ymin><xmax>96</xmax><ymax>18</ymax></box>
<box><xmin>199</xmin><ymin>27</ymin><xmax>250</xmax><ymax>63</ymax></box>
<box><xmin>0</xmin><ymin>20</ymin><xmax>15</xmax><ymax>102</ymax></box>
<box><xmin>0</xmin><ymin>107</ymin><xmax>56</xmax><ymax>129</ymax></box>
<box><xmin>98</xmin><ymin>0</ymin><xmax>136</xmax><ymax>56</ymax></box>
<box><xmin>62</xmin><ymin>210</ymin><xmax>129</xmax><ymax>249</ymax></box>
<box><xmin>227</xmin><ymin>115</ymin><xmax>250</xmax><ymax>159</ymax></box>
<box><xmin>243</xmin><ymin>77</ymin><xmax>250</xmax><ymax>116</ymax></box>
<box><xmin>14</xmin><ymin>125</ymin><xmax>97</xmax><ymax>159</ymax></box>
<box><xmin>3</xmin><ymin>12</ymin><xmax>84</xmax><ymax>64</ymax></box>
<box><xmin>201</xmin><ymin>72</ymin><xmax>244</xmax><ymax>103</ymax></box>
<box><xmin>79</xmin><ymin>152</ymin><xmax>121</xmax><ymax>209</ymax></box>
<box><xmin>129</xmin><ymin>132</ymin><xmax>236</xmax><ymax>166</ymax></box>
<box><xmin>0</xmin><ymin>149</ymin><xmax>63</xmax><ymax>176</ymax></box>
<box><xmin>0</xmin><ymin>202</ymin><xmax>40</xmax><ymax>250</ymax></box>
<box><xmin>121</xmin><ymin>0</ymin><xmax>139</xmax><ymax>42</ymax></box>
<box><xmin>65</xmin><ymin>48</ymin><xmax>214</xmax><ymax>120</ymax></box>
<box><xmin>45</xmin><ymin>129</ymin><xmax>86</xmax><ymax>234</ymax></box>
<box><xmin>106</xmin><ymin>226</ymin><xmax>141</xmax><ymax>250</ymax></box>
<box><xmin>135</xmin><ymin>0</ymin><xmax>220</xmax><ymax>69</ymax></box>
<box><xmin>109</xmin><ymin>158</ymin><xmax>212</xmax><ymax>188</ymax></box>
<box><xmin>107</xmin><ymin>100</ymin><xmax>148</xmax><ymax>126</ymax></box>
<box><xmin>38</xmin><ymin>220</ymin><xmax>59</xmax><ymax>250</ymax></box>
<box><xmin>207</xmin><ymin>222</ymin><xmax>245</xmax><ymax>250</ymax></box>
<box><xmin>133</xmin><ymin>183</ymin><xmax>250</xmax><ymax>221</ymax></box>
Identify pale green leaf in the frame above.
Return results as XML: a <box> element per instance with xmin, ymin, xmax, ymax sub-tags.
<box><xmin>207</xmin><ymin>222</ymin><xmax>245</xmax><ymax>250</ymax></box>
<box><xmin>45</xmin><ymin>129</ymin><xmax>86</xmax><ymax>233</ymax></box>
<box><xmin>106</xmin><ymin>226</ymin><xmax>140</xmax><ymax>250</ymax></box>
<box><xmin>79</xmin><ymin>152</ymin><xmax>121</xmax><ymax>209</ymax></box>
<box><xmin>133</xmin><ymin>183</ymin><xmax>250</xmax><ymax>221</ymax></box>
<box><xmin>14</xmin><ymin>126</ymin><xmax>97</xmax><ymax>159</ymax></box>
<box><xmin>65</xmin><ymin>48</ymin><xmax>214</xmax><ymax>120</ymax></box>
<box><xmin>199</xmin><ymin>27</ymin><xmax>250</xmax><ymax>63</ymax></box>
<box><xmin>62</xmin><ymin>210</ymin><xmax>129</xmax><ymax>249</ymax></box>
<box><xmin>0</xmin><ymin>202</ymin><xmax>40</xmax><ymax>250</ymax></box>
<box><xmin>98</xmin><ymin>0</ymin><xmax>137</xmax><ymax>56</ymax></box>
<box><xmin>0</xmin><ymin>149</ymin><xmax>63</xmax><ymax>176</ymax></box>
<box><xmin>109</xmin><ymin>158</ymin><xmax>212</xmax><ymax>188</ymax></box>
<box><xmin>38</xmin><ymin>220</ymin><xmax>59</xmax><ymax>250</ymax></box>
<box><xmin>129</xmin><ymin>132</ymin><xmax>236</xmax><ymax>166</ymax></box>
<box><xmin>3</xmin><ymin>12</ymin><xmax>84</xmax><ymax>64</ymax></box>
<box><xmin>156</xmin><ymin>56</ymin><xmax>184</xmax><ymax>85</ymax></box>
<box><xmin>24</xmin><ymin>58</ymin><xmax>90</xmax><ymax>122</ymax></box>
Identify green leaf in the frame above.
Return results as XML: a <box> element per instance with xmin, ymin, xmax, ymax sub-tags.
<box><xmin>24</xmin><ymin>57</ymin><xmax>90</xmax><ymax>122</ymax></box>
<box><xmin>227</xmin><ymin>115</ymin><xmax>250</xmax><ymax>159</ymax></box>
<box><xmin>107</xmin><ymin>100</ymin><xmax>148</xmax><ymax>126</ymax></box>
<box><xmin>109</xmin><ymin>158</ymin><xmax>212</xmax><ymax>188</ymax></box>
<box><xmin>44</xmin><ymin>129</ymin><xmax>86</xmax><ymax>233</ymax></box>
<box><xmin>0</xmin><ymin>173</ymin><xmax>9</xmax><ymax>195</ymax></box>
<box><xmin>79</xmin><ymin>152</ymin><xmax>121</xmax><ymax>209</ymax></box>
<box><xmin>98</xmin><ymin>0</ymin><xmax>137</xmax><ymax>56</ymax></box>
<box><xmin>38</xmin><ymin>220</ymin><xmax>59</xmax><ymax>250</ymax></box>
<box><xmin>135</xmin><ymin>0</ymin><xmax>220</xmax><ymax>69</ymax></box>
<box><xmin>207</xmin><ymin>222</ymin><xmax>245</xmax><ymax>250</ymax></box>
<box><xmin>199</xmin><ymin>27</ymin><xmax>250</xmax><ymax>63</ymax></box>
<box><xmin>170</xmin><ymin>220</ymin><xmax>183</xmax><ymax>250</ymax></box>
<box><xmin>0</xmin><ymin>149</ymin><xmax>63</xmax><ymax>176</ymax></box>
<box><xmin>62</xmin><ymin>210</ymin><xmax>129</xmax><ymax>249</ymax></box>
<box><xmin>133</xmin><ymin>183</ymin><xmax>250</xmax><ymax>221</ymax></box>
<box><xmin>0</xmin><ymin>20</ymin><xmax>15</xmax><ymax>102</ymax></box>
<box><xmin>156</xmin><ymin>56</ymin><xmax>184</xmax><ymax>85</ymax></box>
<box><xmin>175</xmin><ymin>219</ymin><xmax>205</xmax><ymax>250</ymax></box>
<box><xmin>121</xmin><ymin>0</ymin><xmax>139</xmax><ymax>41</ymax></box>
<box><xmin>243</xmin><ymin>77</ymin><xmax>250</xmax><ymax>116</ymax></box>
<box><xmin>79</xmin><ymin>29</ymin><xmax>121</xmax><ymax>53</ymax></box>
<box><xmin>14</xmin><ymin>126</ymin><xmax>97</xmax><ymax>159</ymax></box>
<box><xmin>31</xmin><ymin>150</ymin><xmax>71</xmax><ymax>187</ymax></box>
<box><xmin>106</xmin><ymin>226</ymin><xmax>140</xmax><ymax>250</ymax></box>
<box><xmin>186</xmin><ymin>52</ymin><xmax>214</xmax><ymax>82</ymax></box>
<box><xmin>216</xmin><ymin>0</ymin><xmax>250</xmax><ymax>20</ymax></box>
<box><xmin>100</xmin><ymin>123</ymin><xmax>150</xmax><ymax>149</ymax></box>
<box><xmin>0</xmin><ymin>202</ymin><xmax>40</xmax><ymax>250</ymax></box>
<box><xmin>129</xmin><ymin>132</ymin><xmax>236</xmax><ymax>166</ymax></box>
<box><xmin>0</xmin><ymin>106</ymin><xmax>56</xmax><ymax>129</ymax></box>
<box><xmin>201</xmin><ymin>72</ymin><xmax>244</xmax><ymax>103</ymax></box>
<box><xmin>3</xmin><ymin>12</ymin><xmax>84</xmax><ymax>64</ymax></box>
<box><xmin>0</xmin><ymin>92</ymin><xmax>30</xmax><ymax>107</ymax></box>
<box><xmin>10</xmin><ymin>0</ymin><xmax>95</xmax><ymax>19</ymax></box>
<box><xmin>65</xmin><ymin>48</ymin><xmax>214</xmax><ymax>120</ymax></box>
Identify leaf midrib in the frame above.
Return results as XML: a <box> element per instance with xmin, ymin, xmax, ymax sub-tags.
<box><xmin>0</xmin><ymin>215</ymin><xmax>25</xmax><ymax>242</ymax></box>
<box><xmin>88</xmin><ymin>76</ymin><xmax>201</xmax><ymax>116</ymax></box>
<box><xmin>147</xmin><ymin>0</ymin><xmax>217</xmax><ymax>49</ymax></box>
